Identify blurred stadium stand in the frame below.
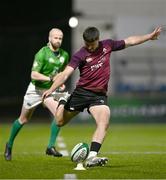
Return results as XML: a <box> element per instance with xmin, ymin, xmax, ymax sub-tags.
<box><xmin>114</xmin><ymin>56</ymin><xmax>166</xmax><ymax>94</ymax></box>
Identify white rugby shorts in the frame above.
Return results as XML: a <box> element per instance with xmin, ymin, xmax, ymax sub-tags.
<box><xmin>23</xmin><ymin>82</ymin><xmax>70</xmax><ymax>109</ymax></box>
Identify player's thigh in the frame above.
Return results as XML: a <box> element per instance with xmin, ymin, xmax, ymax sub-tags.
<box><xmin>89</xmin><ymin>105</ymin><xmax>111</xmax><ymax>125</ymax></box>
<box><xmin>43</xmin><ymin>97</ymin><xmax>59</xmax><ymax>115</ymax></box>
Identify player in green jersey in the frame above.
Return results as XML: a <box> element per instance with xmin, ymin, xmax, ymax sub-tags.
<box><xmin>4</xmin><ymin>28</ymin><xmax>70</xmax><ymax>161</ymax></box>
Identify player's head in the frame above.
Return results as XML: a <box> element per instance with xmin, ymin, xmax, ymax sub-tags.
<box><xmin>83</xmin><ymin>27</ymin><xmax>100</xmax><ymax>52</ymax></box>
<box><xmin>48</xmin><ymin>28</ymin><xmax>63</xmax><ymax>51</ymax></box>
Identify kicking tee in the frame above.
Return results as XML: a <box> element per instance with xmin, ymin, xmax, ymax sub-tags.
<box><xmin>31</xmin><ymin>46</ymin><xmax>69</xmax><ymax>89</ymax></box>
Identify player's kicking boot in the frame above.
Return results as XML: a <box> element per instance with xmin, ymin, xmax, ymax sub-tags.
<box><xmin>46</xmin><ymin>147</ymin><xmax>62</xmax><ymax>157</ymax></box>
<box><xmin>4</xmin><ymin>143</ymin><xmax>12</xmax><ymax>161</ymax></box>
<box><xmin>85</xmin><ymin>156</ymin><xmax>108</xmax><ymax>168</ymax></box>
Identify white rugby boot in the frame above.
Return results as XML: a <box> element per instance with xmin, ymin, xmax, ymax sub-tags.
<box><xmin>85</xmin><ymin>156</ymin><xmax>108</xmax><ymax>167</ymax></box>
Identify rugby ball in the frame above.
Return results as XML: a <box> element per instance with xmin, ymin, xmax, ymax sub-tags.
<box><xmin>71</xmin><ymin>142</ymin><xmax>89</xmax><ymax>163</ymax></box>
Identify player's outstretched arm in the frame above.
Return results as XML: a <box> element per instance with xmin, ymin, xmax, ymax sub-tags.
<box><xmin>42</xmin><ymin>66</ymin><xmax>74</xmax><ymax>99</ymax></box>
<box><xmin>124</xmin><ymin>26</ymin><xmax>162</xmax><ymax>48</ymax></box>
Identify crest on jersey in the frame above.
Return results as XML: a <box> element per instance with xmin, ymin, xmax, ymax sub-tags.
<box><xmin>59</xmin><ymin>57</ymin><xmax>65</xmax><ymax>64</ymax></box>
<box><xmin>48</xmin><ymin>57</ymin><xmax>54</xmax><ymax>63</ymax></box>
<box><xmin>86</xmin><ymin>57</ymin><xmax>93</xmax><ymax>63</ymax></box>
<box><xmin>103</xmin><ymin>48</ymin><xmax>107</xmax><ymax>53</ymax></box>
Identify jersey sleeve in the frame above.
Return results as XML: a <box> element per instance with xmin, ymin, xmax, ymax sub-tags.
<box><xmin>68</xmin><ymin>47</ymin><xmax>87</xmax><ymax>69</ymax></box>
<box><xmin>105</xmin><ymin>39</ymin><xmax>125</xmax><ymax>51</ymax></box>
<box><xmin>68</xmin><ymin>51</ymin><xmax>83</xmax><ymax>69</ymax></box>
<box><xmin>68</xmin><ymin>52</ymin><xmax>83</xmax><ymax>70</ymax></box>
<box><xmin>31</xmin><ymin>49</ymin><xmax>45</xmax><ymax>72</ymax></box>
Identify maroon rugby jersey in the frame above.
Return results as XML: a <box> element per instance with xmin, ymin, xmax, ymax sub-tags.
<box><xmin>68</xmin><ymin>39</ymin><xmax>125</xmax><ymax>93</ymax></box>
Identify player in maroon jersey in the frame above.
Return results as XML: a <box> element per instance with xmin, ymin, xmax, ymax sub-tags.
<box><xmin>43</xmin><ymin>26</ymin><xmax>162</xmax><ymax>167</ymax></box>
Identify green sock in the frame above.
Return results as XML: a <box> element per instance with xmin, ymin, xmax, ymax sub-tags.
<box><xmin>47</xmin><ymin>120</ymin><xmax>60</xmax><ymax>148</ymax></box>
<box><xmin>7</xmin><ymin>119</ymin><xmax>23</xmax><ymax>148</ymax></box>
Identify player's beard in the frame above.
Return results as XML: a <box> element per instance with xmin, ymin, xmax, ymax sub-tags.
<box><xmin>51</xmin><ymin>42</ymin><xmax>61</xmax><ymax>50</ymax></box>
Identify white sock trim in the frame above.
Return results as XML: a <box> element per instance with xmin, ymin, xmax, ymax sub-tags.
<box><xmin>18</xmin><ymin>118</ymin><xmax>24</xmax><ymax>125</ymax></box>
<box><xmin>87</xmin><ymin>151</ymin><xmax>97</xmax><ymax>159</ymax></box>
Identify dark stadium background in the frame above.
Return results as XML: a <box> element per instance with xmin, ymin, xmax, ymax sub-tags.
<box><xmin>0</xmin><ymin>0</ymin><xmax>72</xmax><ymax>120</ymax></box>
<box><xmin>0</xmin><ymin>0</ymin><xmax>166</xmax><ymax>123</ymax></box>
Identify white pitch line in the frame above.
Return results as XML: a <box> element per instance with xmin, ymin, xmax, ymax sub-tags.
<box><xmin>1</xmin><ymin>151</ymin><xmax>166</xmax><ymax>155</ymax></box>
<box><xmin>58</xmin><ymin>142</ymin><xmax>67</xmax><ymax>148</ymax></box>
<box><xmin>64</xmin><ymin>174</ymin><xmax>77</xmax><ymax>179</ymax></box>
<box><xmin>102</xmin><ymin>151</ymin><xmax>166</xmax><ymax>155</ymax></box>
<box><xmin>57</xmin><ymin>136</ymin><xmax>64</xmax><ymax>141</ymax></box>
<box><xmin>57</xmin><ymin>136</ymin><xmax>69</xmax><ymax>156</ymax></box>
<box><xmin>59</xmin><ymin>150</ymin><xmax>69</xmax><ymax>156</ymax></box>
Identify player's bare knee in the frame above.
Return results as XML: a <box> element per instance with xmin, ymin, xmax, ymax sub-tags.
<box><xmin>18</xmin><ymin>117</ymin><xmax>29</xmax><ymax>124</ymax></box>
<box><xmin>57</xmin><ymin>120</ymin><xmax>65</xmax><ymax>127</ymax></box>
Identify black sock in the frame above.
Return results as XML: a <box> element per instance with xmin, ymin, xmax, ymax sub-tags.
<box><xmin>90</xmin><ymin>141</ymin><xmax>101</xmax><ymax>153</ymax></box>
<box><xmin>59</xmin><ymin>99</ymin><xmax>66</xmax><ymax>105</ymax></box>
<box><xmin>57</xmin><ymin>99</ymin><xmax>66</xmax><ymax>109</ymax></box>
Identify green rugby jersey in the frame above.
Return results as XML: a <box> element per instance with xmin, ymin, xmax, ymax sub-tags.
<box><xmin>31</xmin><ymin>46</ymin><xmax>69</xmax><ymax>89</ymax></box>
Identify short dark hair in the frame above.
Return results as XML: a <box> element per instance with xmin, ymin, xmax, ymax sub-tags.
<box><xmin>83</xmin><ymin>27</ymin><xmax>100</xmax><ymax>42</ymax></box>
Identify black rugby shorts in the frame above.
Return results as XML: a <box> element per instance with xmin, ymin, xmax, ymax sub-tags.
<box><xmin>65</xmin><ymin>87</ymin><xmax>108</xmax><ymax>112</ymax></box>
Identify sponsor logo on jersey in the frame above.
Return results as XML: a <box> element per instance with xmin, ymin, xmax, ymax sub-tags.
<box><xmin>86</xmin><ymin>57</ymin><xmax>93</xmax><ymax>63</ymax></box>
<box><xmin>90</xmin><ymin>62</ymin><xmax>103</xmax><ymax>71</ymax></box>
<box><xmin>59</xmin><ymin>57</ymin><xmax>65</xmax><ymax>64</ymax></box>
<box><xmin>48</xmin><ymin>57</ymin><xmax>55</xmax><ymax>63</ymax></box>
<box><xmin>103</xmin><ymin>48</ymin><xmax>107</xmax><ymax>53</ymax></box>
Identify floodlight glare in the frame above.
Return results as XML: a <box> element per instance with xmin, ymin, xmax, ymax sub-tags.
<box><xmin>69</xmin><ymin>17</ymin><xmax>78</xmax><ymax>28</ymax></box>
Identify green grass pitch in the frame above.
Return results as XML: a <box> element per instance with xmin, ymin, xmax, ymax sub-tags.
<box><xmin>0</xmin><ymin>122</ymin><xmax>166</xmax><ymax>179</ymax></box>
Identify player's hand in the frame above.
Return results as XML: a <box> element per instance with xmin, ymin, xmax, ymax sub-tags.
<box><xmin>150</xmin><ymin>26</ymin><xmax>162</xmax><ymax>40</ymax></box>
<box><xmin>42</xmin><ymin>89</ymin><xmax>52</xmax><ymax>99</ymax></box>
